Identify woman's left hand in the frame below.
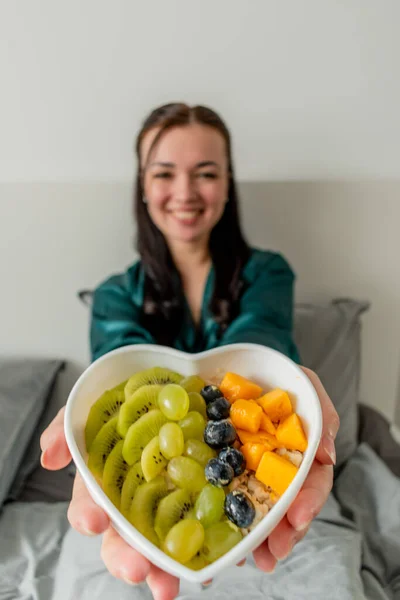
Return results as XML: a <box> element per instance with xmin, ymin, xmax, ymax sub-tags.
<box><xmin>252</xmin><ymin>366</ymin><xmax>340</xmax><ymax>572</ymax></box>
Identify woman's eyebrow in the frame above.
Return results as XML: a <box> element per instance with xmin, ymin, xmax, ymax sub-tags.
<box><xmin>196</xmin><ymin>161</ymin><xmax>219</xmax><ymax>168</ymax></box>
<box><xmin>149</xmin><ymin>161</ymin><xmax>175</xmax><ymax>168</ymax></box>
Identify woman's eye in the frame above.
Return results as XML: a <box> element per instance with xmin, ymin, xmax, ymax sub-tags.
<box><xmin>197</xmin><ymin>172</ymin><xmax>217</xmax><ymax>179</ymax></box>
<box><xmin>154</xmin><ymin>172</ymin><xmax>172</xmax><ymax>179</ymax></box>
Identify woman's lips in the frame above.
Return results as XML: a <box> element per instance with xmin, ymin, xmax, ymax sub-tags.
<box><xmin>169</xmin><ymin>209</ymin><xmax>204</xmax><ymax>225</ymax></box>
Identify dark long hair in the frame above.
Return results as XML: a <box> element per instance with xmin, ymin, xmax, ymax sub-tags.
<box><xmin>134</xmin><ymin>103</ymin><xmax>250</xmax><ymax>345</ymax></box>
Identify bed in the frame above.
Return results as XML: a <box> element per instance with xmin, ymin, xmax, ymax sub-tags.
<box><xmin>1</xmin><ymin>298</ymin><xmax>399</xmax><ymax>600</ymax></box>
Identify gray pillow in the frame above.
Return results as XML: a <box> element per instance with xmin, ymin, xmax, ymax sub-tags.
<box><xmin>293</xmin><ymin>298</ymin><xmax>370</xmax><ymax>468</ymax></box>
<box><xmin>0</xmin><ymin>358</ymin><xmax>64</xmax><ymax>508</ymax></box>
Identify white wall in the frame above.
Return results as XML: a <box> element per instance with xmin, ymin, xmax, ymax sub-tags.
<box><xmin>1</xmin><ymin>183</ymin><xmax>399</xmax><ymax>424</ymax></box>
<box><xmin>1</xmin><ymin>0</ymin><xmax>400</xmax><ymax>181</ymax></box>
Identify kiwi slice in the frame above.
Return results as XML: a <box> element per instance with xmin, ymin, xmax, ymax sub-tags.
<box><xmin>141</xmin><ymin>436</ymin><xmax>167</xmax><ymax>482</ymax></box>
<box><xmin>124</xmin><ymin>367</ymin><xmax>183</xmax><ymax>402</ymax></box>
<box><xmin>87</xmin><ymin>416</ymin><xmax>122</xmax><ymax>480</ymax></box>
<box><xmin>102</xmin><ymin>440</ymin><xmax>130</xmax><ymax>509</ymax></box>
<box><xmin>120</xmin><ymin>461</ymin><xmax>146</xmax><ymax>519</ymax></box>
<box><xmin>114</xmin><ymin>379</ymin><xmax>129</xmax><ymax>392</ymax></box>
<box><xmin>122</xmin><ymin>409</ymin><xmax>168</xmax><ymax>465</ymax></box>
<box><xmin>154</xmin><ymin>488</ymin><xmax>193</xmax><ymax>541</ymax></box>
<box><xmin>117</xmin><ymin>384</ymin><xmax>163</xmax><ymax>437</ymax></box>
<box><xmin>85</xmin><ymin>388</ymin><xmax>125</xmax><ymax>452</ymax></box>
<box><xmin>130</xmin><ymin>476</ymin><xmax>169</xmax><ymax>546</ymax></box>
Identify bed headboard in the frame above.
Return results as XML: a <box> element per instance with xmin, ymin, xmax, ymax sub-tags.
<box><xmin>1</xmin><ymin>181</ymin><xmax>399</xmax><ymax>424</ymax></box>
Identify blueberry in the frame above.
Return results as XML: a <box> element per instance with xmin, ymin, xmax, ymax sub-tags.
<box><xmin>204</xmin><ymin>419</ymin><xmax>237</xmax><ymax>449</ymax></box>
<box><xmin>205</xmin><ymin>458</ymin><xmax>234</xmax><ymax>487</ymax></box>
<box><xmin>206</xmin><ymin>397</ymin><xmax>231</xmax><ymax>421</ymax></box>
<box><xmin>224</xmin><ymin>490</ymin><xmax>256</xmax><ymax>528</ymax></box>
<box><xmin>200</xmin><ymin>385</ymin><xmax>223</xmax><ymax>405</ymax></box>
<box><xmin>218</xmin><ymin>447</ymin><xmax>246</xmax><ymax>476</ymax></box>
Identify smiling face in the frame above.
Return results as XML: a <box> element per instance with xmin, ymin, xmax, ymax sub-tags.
<box><xmin>140</xmin><ymin>123</ymin><xmax>230</xmax><ymax>248</ymax></box>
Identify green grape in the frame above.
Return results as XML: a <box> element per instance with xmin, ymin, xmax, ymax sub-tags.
<box><xmin>184</xmin><ymin>439</ymin><xmax>217</xmax><ymax>466</ymax></box>
<box><xmin>185</xmin><ymin>552</ymin><xmax>209</xmax><ymax>571</ymax></box>
<box><xmin>203</xmin><ymin>522</ymin><xmax>243</xmax><ymax>562</ymax></box>
<box><xmin>178</xmin><ymin>411</ymin><xmax>206</xmax><ymax>441</ymax></box>
<box><xmin>167</xmin><ymin>456</ymin><xmax>207</xmax><ymax>494</ymax></box>
<box><xmin>163</xmin><ymin>519</ymin><xmax>205</xmax><ymax>564</ymax></box>
<box><xmin>194</xmin><ymin>484</ymin><xmax>225</xmax><ymax>528</ymax></box>
<box><xmin>180</xmin><ymin>375</ymin><xmax>206</xmax><ymax>395</ymax></box>
<box><xmin>158</xmin><ymin>384</ymin><xmax>189</xmax><ymax>421</ymax></box>
<box><xmin>187</xmin><ymin>392</ymin><xmax>207</xmax><ymax>420</ymax></box>
<box><xmin>159</xmin><ymin>422</ymin><xmax>185</xmax><ymax>460</ymax></box>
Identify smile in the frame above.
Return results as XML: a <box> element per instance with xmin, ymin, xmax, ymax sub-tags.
<box><xmin>170</xmin><ymin>209</ymin><xmax>204</xmax><ymax>222</ymax></box>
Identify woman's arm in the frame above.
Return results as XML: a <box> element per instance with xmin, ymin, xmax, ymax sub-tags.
<box><xmin>218</xmin><ymin>252</ymin><xmax>301</xmax><ymax>363</ymax></box>
<box><xmin>90</xmin><ymin>273</ymin><xmax>155</xmax><ymax>362</ymax></box>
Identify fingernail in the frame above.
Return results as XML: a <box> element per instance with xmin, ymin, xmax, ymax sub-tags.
<box><xmin>79</xmin><ymin>523</ymin><xmax>98</xmax><ymax>536</ymax></box>
<box><xmin>294</xmin><ymin>519</ymin><xmax>311</xmax><ymax>532</ymax></box>
<box><xmin>323</xmin><ymin>435</ymin><xmax>336</xmax><ymax>465</ymax></box>
<box><xmin>121</xmin><ymin>576</ymin><xmax>138</xmax><ymax>586</ymax></box>
<box><xmin>40</xmin><ymin>450</ymin><xmax>48</xmax><ymax>467</ymax></box>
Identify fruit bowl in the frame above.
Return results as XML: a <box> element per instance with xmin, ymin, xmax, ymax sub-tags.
<box><xmin>64</xmin><ymin>343</ymin><xmax>322</xmax><ymax>583</ymax></box>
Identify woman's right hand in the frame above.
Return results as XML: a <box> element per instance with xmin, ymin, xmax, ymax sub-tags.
<box><xmin>40</xmin><ymin>407</ymin><xmax>180</xmax><ymax>600</ymax></box>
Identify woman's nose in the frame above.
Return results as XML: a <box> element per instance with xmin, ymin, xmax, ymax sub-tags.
<box><xmin>173</xmin><ymin>173</ymin><xmax>196</xmax><ymax>202</ymax></box>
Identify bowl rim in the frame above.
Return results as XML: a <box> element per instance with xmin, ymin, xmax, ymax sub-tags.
<box><xmin>64</xmin><ymin>342</ymin><xmax>322</xmax><ymax>583</ymax></box>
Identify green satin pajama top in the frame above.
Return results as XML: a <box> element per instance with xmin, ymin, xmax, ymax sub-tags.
<box><xmin>90</xmin><ymin>248</ymin><xmax>300</xmax><ymax>365</ymax></box>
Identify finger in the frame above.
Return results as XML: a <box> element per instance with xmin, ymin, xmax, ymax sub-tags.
<box><xmin>146</xmin><ymin>563</ymin><xmax>180</xmax><ymax>600</ymax></box>
<box><xmin>267</xmin><ymin>516</ymin><xmax>310</xmax><ymax>561</ymax></box>
<box><xmin>287</xmin><ymin>461</ymin><xmax>333</xmax><ymax>532</ymax></box>
<box><xmin>67</xmin><ymin>471</ymin><xmax>110</xmax><ymax>535</ymax></box>
<box><xmin>301</xmin><ymin>367</ymin><xmax>340</xmax><ymax>465</ymax></box>
<box><xmin>237</xmin><ymin>558</ymin><xmax>246</xmax><ymax>566</ymax></box>
<box><xmin>40</xmin><ymin>406</ymin><xmax>66</xmax><ymax>451</ymax></box>
<box><xmin>252</xmin><ymin>539</ymin><xmax>277</xmax><ymax>572</ymax></box>
<box><xmin>40</xmin><ymin>407</ymin><xmax>72</xmax><ymax>470</ymax></box>
<box><xmin>100</xmin><ymin>526</ymin><xmax>151</xmax><ymax>584</ymax></box>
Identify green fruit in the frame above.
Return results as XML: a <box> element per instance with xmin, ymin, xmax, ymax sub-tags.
<box><xmin>117</xmin><ymin>384</ymin><xmax>163</xmax><ymax>437</ymax></box>
<box><xmin>129</xmin><ymin>476</ymin><xmax>169</xmax><ymax>546</ymax></box>
<box><xmin>163</xmin><ymin>519</ymin><xmax>205</xmax><ymax>564</ymax></box>
<box><xmin>178</xmin><ymin>411</ymin><xmax>206</xmax><ymax>441</ymax></box>
<box><xmin>194</xmin><ymin>484</ymin><xmax>225</xmax><ymax>528</ymax></box>
<box><xmin>85</xmin><ymin>389</ymin><xmax>125</xmax><ymax>452</ymax></box>
<box><xmin>187</xmin><ymin>392</ymin><xmax>207</xmax><ymax>420</ymax></box>
<box><xmin>158</xmin><ymin>384</ymin><xmax>190</xmax><ymax>421</ymax></box>
<box><xmin>120</xmin><ymin>462</ymin><xmax>145</xmax><ymax>519</ymax></box>
<box><xmin>185</xmin><ymin>552</ymin><xmax>210</xmax><ymax>571</ymax></box>
<box><xmin>167</xmin><ymin>456</ymin><xmax>207</xmax><ymax>494</ymax></box>
<box><xmin>154</xmin><ymin>488</ymin><xmax>193</xmax><ymax>540</ymax></box>
<box><xmin>184</xmin><ymin>439</ymin><xmax>217</xmax><ymax>466</ymax></box>
<box><xmin>141</xmin><ymin>436</ymin><xmax>167</xmax><ymax>481</ymax></box>
<box><xmin>123</xmin><ymin>409</ymin><xmax>168</xmax><ymax>465</ymax></box>
<box><xmin>203</xmin><ymin>522</ymin><xmax>243</xmax><ymax>562</ymax></box>
<box><xmin>87</xmin><ymin>416</ymin><xmax>122</xmax><ymax>480</ymax></box>
<box><xmin>124</xmin><ymin>367</ymin><xmax>183</xmax><ymax>402</ymax></box>
<box><xmin>180</xmin><ymin>375</ymin><xmax>206</xmax><ymax>395</ymax></box>
<box><xmin>102</xmin><ymin>440</ymin><xmax>130</xmax><ymax>509</ymax></box>
<box><xmin>159</xmin><ymin>422</ymin><xmax>185</xmax><ymax>460</ymax></box>
<box><xmin>114</xmin><ymin>379</ymin><xmax>128</xmax><ymax>392</ymax></box>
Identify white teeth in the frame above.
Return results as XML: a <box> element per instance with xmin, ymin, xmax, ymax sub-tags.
<box><xmin>173</xmin><ymin>210</ymin><xmax>201</xmax><ymax>221</ymax></box>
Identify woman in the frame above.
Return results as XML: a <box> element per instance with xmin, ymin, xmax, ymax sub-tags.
<box><xmin>40</xmin><ymin>103</ymin><xmax>339</xmax><ymax>600</ymax></box>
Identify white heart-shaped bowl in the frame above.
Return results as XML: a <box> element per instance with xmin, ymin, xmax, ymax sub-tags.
<box><xmin>64</xmin><ymin>342</ymin><xmax>322</xmax><ymax>583</ymax></box>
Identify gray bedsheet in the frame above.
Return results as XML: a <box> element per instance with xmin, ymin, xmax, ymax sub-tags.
<box><xmin>1</xmin><ymin>443</ymin><xmax>399</xmax><ymax>600</ymax></box>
